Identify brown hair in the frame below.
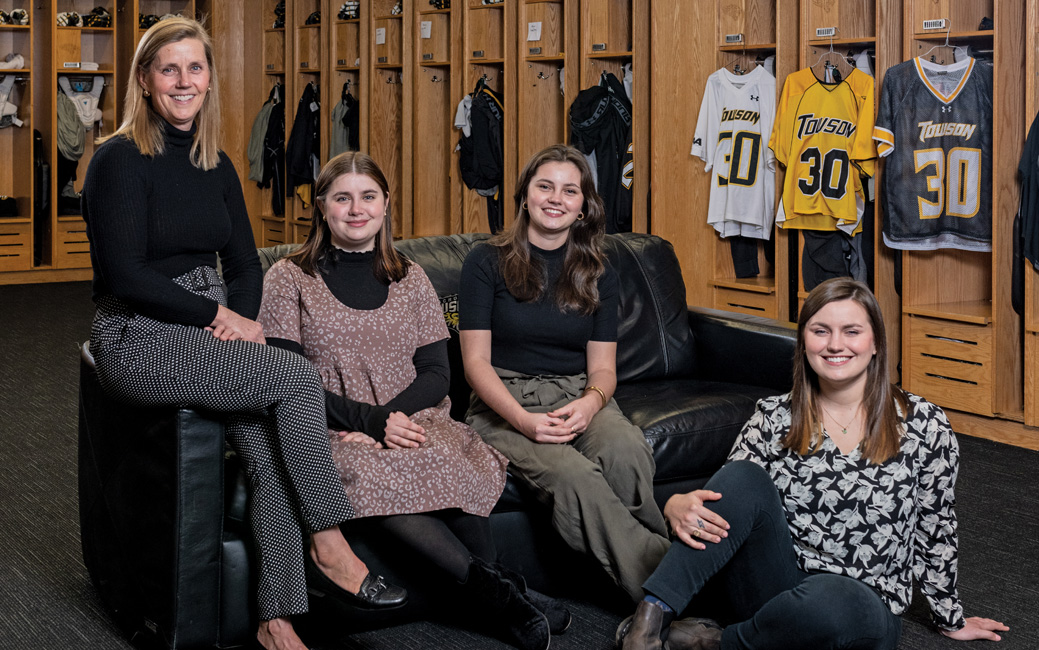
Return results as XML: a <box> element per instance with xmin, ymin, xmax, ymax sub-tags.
<box><xmin>786</xmin><ymin>277</ymin><xmax>907</xmax><ymax>464</ymax></box>
<box><xmin>101</xmin><ymin>16</ymin><xmax>220</xmax><ymax>169</ymax></box>
<box><xmin>287</xmin><ymin>151</ymin><xmax>409</xmax><ymax>283</ymax></box>
<box><xmin>490</xmin><ymin>144</ymin><xmax>606</xmax><ymax>314</ymax></box>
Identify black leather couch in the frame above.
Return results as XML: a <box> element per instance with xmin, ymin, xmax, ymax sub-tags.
<box><xmin>78</xmin><ymin>232</ymin><xmax>796</xmax><ymax>649</ymax></box>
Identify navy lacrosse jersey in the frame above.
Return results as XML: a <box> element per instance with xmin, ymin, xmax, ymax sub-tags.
<box><xmin>873</xmin><ymin>57</ymin><xmax>993</xmax><ymax>251</ymax></box>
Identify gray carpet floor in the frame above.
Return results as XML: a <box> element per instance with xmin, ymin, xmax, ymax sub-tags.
<box><xmin>1</xmin><ymin>280</ymin><xmax>1036</xmax><ymax>649</ymax></box>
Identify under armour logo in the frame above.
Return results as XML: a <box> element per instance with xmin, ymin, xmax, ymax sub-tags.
<box><xmin>941</xmin><ymin>106</ymin><xmax>952</xmax><ymax>113</ymax></box>
<box><xmin>750</xmin><ymin>94</ymin><xmax>759</xmax><ymax>101</ymax></box>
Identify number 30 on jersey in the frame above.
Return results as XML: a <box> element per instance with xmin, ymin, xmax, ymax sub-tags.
<box><xmin>913</xmin><ymin>147</ymin><xmax>981</xmax><ymax>219</ymax></box>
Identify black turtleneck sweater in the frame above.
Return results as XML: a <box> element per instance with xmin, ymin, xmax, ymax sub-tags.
<box><xmin>82</xmin><ymin>120</ymin><xmax>261</xmax><ymax>326</ymax></box>
<box><xmin>267</xmin><ymin>249</ymin><xmax>450</xmax><ymax>442</ymax></box>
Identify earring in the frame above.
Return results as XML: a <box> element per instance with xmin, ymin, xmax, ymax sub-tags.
<box><xmin>522</xmin><ymin>201</ymin><xmax>528</xmax><ymax>211</ymax></box>
<box><xmin>577</xmin><ymin>212</ymin><xmax>585</xmax><ymax>221</ymax></box>
<box><xmin>143</xmin><ymin>89</ymin><xmax>150</xmax><ymax>97</ymax></box>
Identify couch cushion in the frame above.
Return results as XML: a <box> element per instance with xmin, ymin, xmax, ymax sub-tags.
<box><xmin>614</xmin><ymin>379</ymin><xmax>774</xmax><ymax>484</ymax></box>
<box><xmin>605</xmin><ymin>234</ymin><xmax>697</xmax><ymax>382</ymax></box>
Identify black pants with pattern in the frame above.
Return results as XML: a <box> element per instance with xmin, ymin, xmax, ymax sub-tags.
<box><xmin>89</xmin><ymin>266</ymin><xmax>354</xmax><ymax>620</ymax></box>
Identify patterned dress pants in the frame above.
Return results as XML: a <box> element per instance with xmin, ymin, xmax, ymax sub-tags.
<box><xmin>89</xmin><ymin>266</ymin><xmax>354</xmax><ymax>620</ymax></box>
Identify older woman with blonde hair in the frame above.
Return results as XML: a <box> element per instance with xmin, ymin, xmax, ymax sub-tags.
<box><xmin>82</xmin><ymin>17</ymin><xmax>402</xmax><ymax>650</ymax></box>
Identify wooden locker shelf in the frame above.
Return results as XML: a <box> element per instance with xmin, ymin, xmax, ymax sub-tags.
<box><xmin>251</xmin><ymin>0</ymin><xmax>290</xmax><ymax>245</ymax></box>
<box><xmin>1022</xmin><ymin>0</ymin><xmax>1039</xmax><ymax>430</ymax></box>
<box><xmin>516</xmin><ymin>0</ymin><xmax>575</xmax><ymax>195</ymax></box>
<box><xmin>707</xmin><ymin>0</ymin><xmax>790</xmax><ymax>321</ymax></box>
<box><xmin>369</xmin><ymin>0</ymin><xmax>408</xmax><ymax>239</ymax></box>
<box><xmin>410</xmin><ymin>0</ymin><xmax>453</xmax><ymax>238</ymax></box>
<box><xmin>899</xmin><ymin>0</ymin><xmax>1023</xmax><ymax>419</ymax></box>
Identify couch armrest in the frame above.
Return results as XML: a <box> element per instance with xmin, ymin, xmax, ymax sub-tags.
<box><xmin>79</xmin><ymin>346</ymin><xmax>228</xmax><ymax>648</ymax></box>
<box><xmin>688</xmin><ymin>307</ymin><xmax>796</xmax><ymax>393</ymax></box>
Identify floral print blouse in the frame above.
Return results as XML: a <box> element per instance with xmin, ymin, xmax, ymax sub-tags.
<box><xmin>729</xmin><ymin>391</ymin><xmax>966</xmax><ymax>630</ymax></box>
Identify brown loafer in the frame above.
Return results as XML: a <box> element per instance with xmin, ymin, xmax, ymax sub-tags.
<box><xmin>664</xmin><ymin>617</ymin><xmax>722</xmax><ymax>650</ymax></box>
<box><xmin>616</xmin><ymin>600</ymin><xmax>667</xmax><ymax>649</ymax></box>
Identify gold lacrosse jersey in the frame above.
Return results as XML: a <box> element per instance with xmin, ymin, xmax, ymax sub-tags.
<box><xmin>770</xmin><ymin>67</ymin><xmax>877</xmax><ymax>234</ymax></box>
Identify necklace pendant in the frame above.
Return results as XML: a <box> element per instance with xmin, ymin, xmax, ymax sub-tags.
<box><xmin>841</xmin><ymin>427</ymin><xmax>848</xmax><ymax>435</ymax></box>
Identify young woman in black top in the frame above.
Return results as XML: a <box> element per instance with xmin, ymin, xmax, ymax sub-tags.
<box><xmin>459</xmin><ymin>144</ymin><xmax>670</xmax><ymax>603</ymax></box>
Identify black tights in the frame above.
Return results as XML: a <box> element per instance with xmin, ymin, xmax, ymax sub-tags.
<box><xmin>360</xmin><ymin>510</ymin><xmax>496</xmax><ymax>582</ymax></box>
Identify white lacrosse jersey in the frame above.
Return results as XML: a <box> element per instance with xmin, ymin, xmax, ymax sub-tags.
<box><xmin>692</xmin><ymin>65</ymin><xmax>777</xmax><ymax>239</ymax></box>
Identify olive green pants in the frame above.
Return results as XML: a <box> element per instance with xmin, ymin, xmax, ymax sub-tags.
<box><xmin>466</xmin><ymin>368</ymin><xmax>670</xmax><ymax>601</ymax></box>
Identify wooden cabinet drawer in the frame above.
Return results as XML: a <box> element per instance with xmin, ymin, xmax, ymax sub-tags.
<box><xmin>54</xmin><ymin>218</ymin><xmax>91</xmax><ymax>269</ymax></box>
<box><xmin>713</xmin><ymin>286</ymin><xmax>777</xmax><ymax>319</ymax></box>
<box><xmin>904</xmin><ymin>314</ymin><xmax>993</xmax><ymax>416</ymax></box>
<box><xmin>0</xmin><ymin>221</ymin><xmax>31</xmax><ymax>272</ymax></box>
<box><xmin>292</xmin><ymin>221</ymin><xmax>312</xmax><ymax>244</ymax></box>
<box><xmin>262</xmin><ymin>219</ymin><xmax>286</xmax><ymax>247</ymax></box>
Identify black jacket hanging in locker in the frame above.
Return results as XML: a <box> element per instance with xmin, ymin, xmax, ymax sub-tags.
<box><xmin>458</xmin><ymin>78</ymin><xmax>504</xmax><ymax>233</ymax></box>
<box><xmin>330</xmin><ymin>82</ymin><xmax>359</xmax><ymax>158</ymax></box>
<box><xmin>569</xmin><ymin>71</ymin><xmax>633</xmax><ymax>233</ymax></box>
<box><xmin>286</xmin><ymin>81</ymin><xmax>320</xmax><ymax>206</ymax></box>
<box><xmin>248</xmin><ymin>83</ymin><xmax>281</xmax><ymax>183</ymax></box>
<box><xmin>260</xmin><ymin>88</ymin><xmax>286</xmax><ymax>216</ymax></box>
<box><xmin>1014</xmin><ymin>109</ymin><xmax>1039</xmax><ymax>315</ymax></box>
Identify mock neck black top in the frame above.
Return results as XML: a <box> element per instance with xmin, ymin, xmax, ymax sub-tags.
<box><xmin>82</xmin><ymin>120</ymin><xmax>261</xmax><ymax>326</ymax></box>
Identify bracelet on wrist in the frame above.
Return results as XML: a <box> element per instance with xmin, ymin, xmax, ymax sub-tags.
<box><xmin>584</xmin><ymin>385</ymin><xmax>606</xmax><ymax>407</ymax></box>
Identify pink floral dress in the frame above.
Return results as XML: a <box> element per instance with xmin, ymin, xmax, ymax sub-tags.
<box><xmin>260</xmin><ymin>259</ymin><xmax>507</xmax><ymax>517</ymax></box>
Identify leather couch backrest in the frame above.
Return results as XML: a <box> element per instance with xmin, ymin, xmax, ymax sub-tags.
<box><xmin>603</xmin><ymin>234</ymin><xmax>696</xmax><ymax>382</ymax></box>
<box><xmin>394</xmin><ymin>233</ymin><xmax>696</xmax><ymax>383</ymax></box>
<box><xmin>258</xmin><ymin>232</ymin><xmax>695</xmax><ymax>417</ymax></box>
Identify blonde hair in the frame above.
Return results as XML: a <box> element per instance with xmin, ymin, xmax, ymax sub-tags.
<box><xmin>100</xmin><ymin>16</ymin><xmax>221</xmax><ymax>170</ymax></box>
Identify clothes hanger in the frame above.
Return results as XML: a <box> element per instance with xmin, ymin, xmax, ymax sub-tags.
<box><xmin>919</xmin><ymin>21</ymin><xmax>965</xmax><ymax>65</ymax></box>
<box><xmin>723</xmin><ymin>45</ymin><xmax>752</xmax><ymax>75</ymax></box>
<box><xmin>810</xmin><ymin>29</ymin><xmax>852</xmax><ymax>82</ymax></box>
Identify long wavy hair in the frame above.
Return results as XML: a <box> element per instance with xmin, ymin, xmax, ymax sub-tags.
<box><xmin>490</xmin><ymin>144</ymin><xmax>606</xmax><ymax>314</ymax></box>
<box><xmin>100</xmin><ymin>16</ymin><xmax>221</xmax><ymax>170</ymax></box>
<box><xmin>786</xmin><ymin>278</ymin><xmax>907</xmax><ymax>464</ymax></box>
<box><xmin>287</xmin><ymin>151</ymin><xmax>409</xmax><ymax>283</ymax></box>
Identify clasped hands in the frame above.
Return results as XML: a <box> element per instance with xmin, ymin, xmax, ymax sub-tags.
<box><xmin>207</xmin><ymin>304</ymin><xmax>266</xmax><ymax>344</ymax></box>
<box><xmin>338</xmin><ymin>411</ymin><xmax>427</xmax><ymax>450</ymax></box>
<box><xmin>663</xmin><ymin>489</ymin><xmax>730</xmax><ymax>550</ymax></box>
<box><xmin>519</xmin><ymin>395</ymin><xmax>600</xmax><ymax>444</ymax></box>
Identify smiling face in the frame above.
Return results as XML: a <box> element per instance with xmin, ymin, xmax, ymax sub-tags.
<box><xmin>321</xmin><ymin>172</ymin><xmax>387</xmax><ymax>253</ymax></box>
<box><xmin>138</xmin><ymin>38</ymin><xmax>210</xmax><ymax>131</ymax></box>
<box><xmin>524</xmin><ymin>161</ymin><xmax>584</xmax><ymax>249</ymax></box>
<box><xmin>804</xmin><ymin>299</ymin><xmax>877</xmax><ymax>395</ymax></box>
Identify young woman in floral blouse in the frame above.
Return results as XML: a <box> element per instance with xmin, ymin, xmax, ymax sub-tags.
<box><xmin>617</xmin><ymin>278</ymin><xmax>1008</xmax><ymax>650</ymax></box>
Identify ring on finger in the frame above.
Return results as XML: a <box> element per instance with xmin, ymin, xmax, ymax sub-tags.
<box><xmin>692</xmin><ymin>529</ymin><xmax>699</xmax><ymax>538</ymax></box>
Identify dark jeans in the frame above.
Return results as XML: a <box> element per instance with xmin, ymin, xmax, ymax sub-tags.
<box><xmin>643</xmin><ymin>461</ymin><xmax>902</xmax><ymax>650</ymax></box>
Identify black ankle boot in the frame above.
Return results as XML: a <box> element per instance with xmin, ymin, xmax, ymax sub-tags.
<box><xmin>494</xmin><ymin>562</ymin><xmax>572</xmax><ymax>634</ymax></box>
<box><xmin>461</xmin><ymin>556</ymin><xmax>551</xmax><ymax>650</ymax></box>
